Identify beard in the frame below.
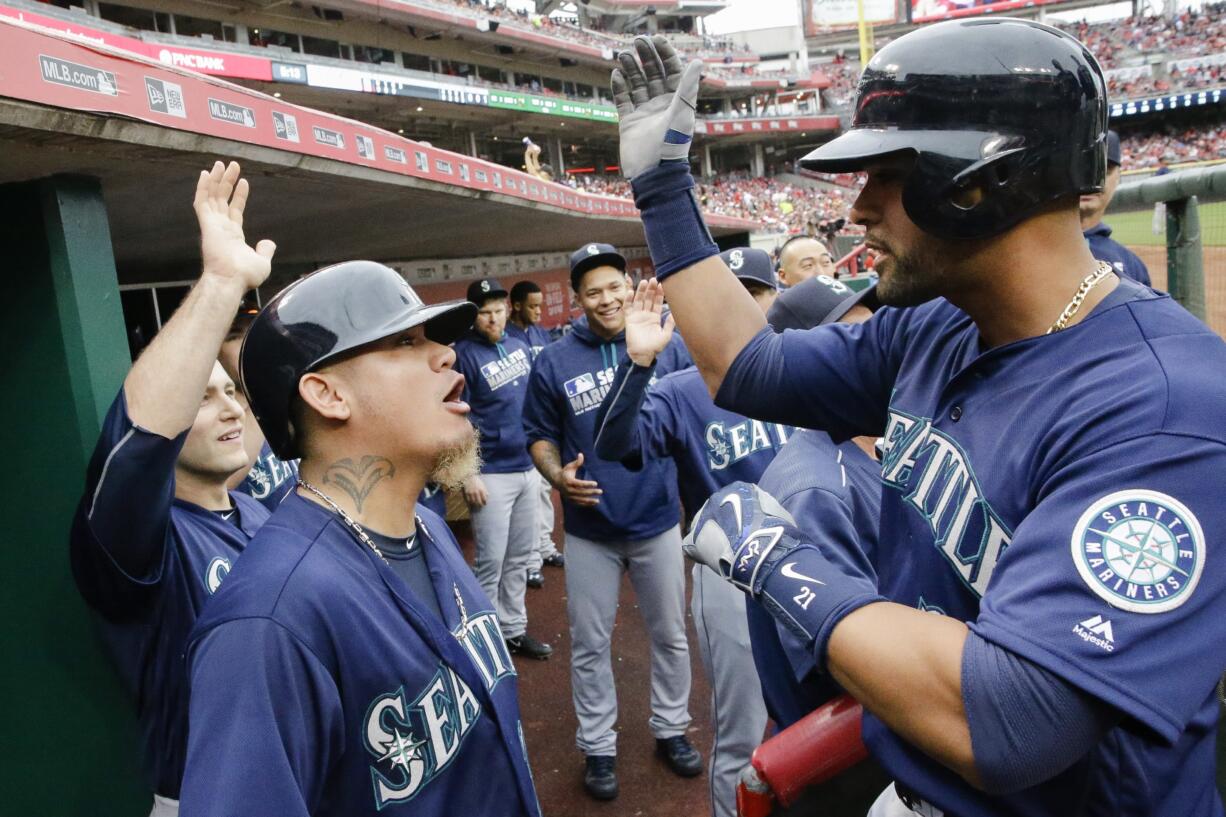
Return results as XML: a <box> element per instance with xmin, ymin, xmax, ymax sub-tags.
<box><xmin>873</xmin><ymin>240</ymin><xmax>952</xmax><ymax>309</ymax></box>
<box><xmin>429</xmin><ymin>427</ymin><xmax>482</xmax><ymax>489</ymax></box>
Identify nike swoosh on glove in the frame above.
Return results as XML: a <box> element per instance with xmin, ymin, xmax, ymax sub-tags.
<box><xmin>611</xmin><ymin>35</ymin><xmax>702</xmax><ymax>180</ymax></box>
<box><xmin>684</xmin><ymin>482</ymin><xmax>884</xmax><ymax>669</ymax></box>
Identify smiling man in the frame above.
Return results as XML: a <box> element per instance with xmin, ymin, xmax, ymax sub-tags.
<box><xmin>522</xmin><ymin>242</ymin><xmax>700</xmax><ymax>800</ymax></box>
<box><xmin>180</xmin><ymin>256</ymin><xmax>542</xmax><ymax>817</ymax></box>
<box><xmin>68</xmin><ymin>161</ymin><xmax>273</xmax><ymax>816</ymax></box>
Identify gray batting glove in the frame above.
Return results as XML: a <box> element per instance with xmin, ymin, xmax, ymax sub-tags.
<box><xmin>683</xmin><ymin>482</ymin><xmax>800</xmax><ymax>595</ymax></box>
<box><xmin>611</xmin><ymin>35</ymin><xmax>702</xmax><ymax>180</ymax></box>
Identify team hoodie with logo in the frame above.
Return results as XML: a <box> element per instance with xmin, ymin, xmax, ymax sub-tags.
<box><xmin>522</xmin><ymin>316</ymin><xmax>691</xmax><ymax>542</ymax></box>
<box><xmin>453</xmin><ymin>330</ymin><xmax>534</xmax><ymax>473</ymax></box>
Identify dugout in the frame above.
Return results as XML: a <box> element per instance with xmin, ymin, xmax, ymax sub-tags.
<box><xmin>0</xmin><ymin>17</ymin><xmax>753</xmax><ymax>814</ymax></box>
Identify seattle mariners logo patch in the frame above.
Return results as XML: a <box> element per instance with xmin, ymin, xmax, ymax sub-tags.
<box><xmin>1070</xmin><ymin>490</ymin><xmax>1204</xmax><ymax>614</ymax></box>
<box><xmin>728</xmin><ymin>249</ymin><xmax>745</xmax><ymax>270</ymax></box>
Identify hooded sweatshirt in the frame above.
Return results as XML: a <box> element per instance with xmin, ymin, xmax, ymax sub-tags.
<box><xmin>453</xmin><ymin>330</ymin><xmax>534</xmax><ymax>473</ymax></box>
<box><xmin>522</xmin><ymin>316</ymin><xmax>691</xmax><ymax>541</ymax></box>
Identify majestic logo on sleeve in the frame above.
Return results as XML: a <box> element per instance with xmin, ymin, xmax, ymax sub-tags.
<box><xmin>364</xmin><ymin>610</ymin><xmax>514</xmax><ymax>809</ymax></box>
<box><xmin>1070</xmin><ymin>490</ymin><xmax>1204</xmax><ymax>614</ymax></box>
<box><xmin>881</xmin><ymin>409</ymin><xmax>1012</xmax><ymax>598</ymax></box>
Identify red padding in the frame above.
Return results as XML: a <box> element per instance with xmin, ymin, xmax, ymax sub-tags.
<box><xmin>750</xmin><ymin>695</ymin><xmax>868</xmax><ymax>808</ymax></box>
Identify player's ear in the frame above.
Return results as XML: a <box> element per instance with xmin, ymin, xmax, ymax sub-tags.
<box><xmin>298</xmin><ymin>370</ymin><xmax>352</xmax><ymax>423</ymax></box>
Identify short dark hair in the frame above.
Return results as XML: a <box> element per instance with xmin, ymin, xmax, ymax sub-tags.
<box><xmin>509</xmin><ymin>280</ymin><xmax>541</xmax><ymax>304</ymax></box>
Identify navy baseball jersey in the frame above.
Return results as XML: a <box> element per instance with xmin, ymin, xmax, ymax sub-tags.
<box><xmin>453</xmin><ymin>331</ymin><xmax>535</xmax><ymax>473</ymax></box>
<box><xmin>181</xmin><ymin>495</ymin><xmax>541</xmax><ymax>817</ymax></box>
<box><xmin>716</xmin><ymin>277</ymin><xmax>1226</xmax><ymax>815</ymax></box>
<box><xmin>522</xmin><ymin>316</ymin><xmax>691</xmax><ymax>541</ymax></box>
<box><xmin>1085</xmin><ymin>223</ymin><xmax>1152</xmax><ymax>287</ymax></box>
<box><xmin>235</xmin><ymin>439</ymin><xmax>299</xmax><ymax>511</ymax></box>
<box><xmin>418</xmin><ymin>482</ymin><xmax>447</xmax><ymax>519</ymax></box>
<box><xmin>753</xmin><ymin>432</ymin><xmax>881</xmax><ymax>729</ymax></box>
<box><xmin>68</xmin><ymin>390</ymin><xmax>269</xmax><ymax>797</ymax></box>
<box><xmin>505</xmin><ymin>321</ymin><xmax>552</xmax><ymax>361</ymax></box>
<box><xmin>593</xmin><ymin>361</ymin><xmax>794</xmax><ymax>522</ymax></box>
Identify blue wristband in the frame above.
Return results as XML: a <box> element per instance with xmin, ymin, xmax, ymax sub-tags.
<box><xmin>631</xmin><ymin>162</ymin><xmax>719</xmax><ymax>280</ymax></box>
<box><xmin>757</xmin><ymin>544</ymin><xmax>884</xmax><ymax>671</ymax></box>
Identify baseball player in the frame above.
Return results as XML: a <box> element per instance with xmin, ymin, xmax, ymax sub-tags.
<box><xmin>614</xmin><ymin>27</ymin><xmax>1226</xmax><ymax>816</ymax></box>
<box><xmin>506</xmin><ymin>280</ymin><xmax>566</xmax><ymax>584</ymax></box>
<box><xmin>776</xmin><ymin>234</ymin><xmax>839</xmax><ymax>288</ymax></box>
<box><xmin>453</xmin><ymin>277</ymin><xmax>552</xmax><ymax>659</ymax></box>
<box><xmin>68</xmin><ymin>161</ymin><xmax>273</xmax><ymax>815</ymax></box>
<box><xmin>181</xmin><ymin>258</ymin><xmax>541</xmax><ymax>817</ymax></box>
<box><xmin>591</xmin><ymin>246</ymin><xmax>788</xmax><ymax>817</ymax></box>
<box><xmin>1081</xmin><ymin>130</ymin><xmax>1152</xmax><ymax>286</ymax></box>
<box><xmin>521</xmin><ymin>242</ymin><xmax>700</xmax><ymax>800</ymax></box>
<box><xmin>749</xmin><ymin>275</ymin><xmax>882</xmax><ymax>732</ymax></box>
<box><xmin>218</xmin><ymin>308</ymin><xmax>300</xmax><ymax>510</ymax></box>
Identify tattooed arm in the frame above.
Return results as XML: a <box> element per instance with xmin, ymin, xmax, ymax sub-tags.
<box><xmin>529</xmin><ymin>441</ymin><xmax>601</xmax><ymax>508</ymax></box>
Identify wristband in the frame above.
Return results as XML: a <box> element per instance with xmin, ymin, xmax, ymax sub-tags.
<box><xmin>757</xmin><ymin>544</ymin><xmax>885</xmax><ymax>670</ymax></box>
<box><xmin>631</xmin><ymin>162</ymin><xmax>719</xmax><ymax>280</ymax></box>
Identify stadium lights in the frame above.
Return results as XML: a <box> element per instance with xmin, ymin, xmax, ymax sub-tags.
<box><xmin>416</xmin><ymin>106</ymin><xmax>424</xmax><ymax>112</ymax></box>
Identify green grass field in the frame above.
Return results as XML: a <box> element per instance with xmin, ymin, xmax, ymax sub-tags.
<box><xmin>1109</xmin><ymin>199</ymin><xmax>1226</xmax><ymax>246</ymax></box>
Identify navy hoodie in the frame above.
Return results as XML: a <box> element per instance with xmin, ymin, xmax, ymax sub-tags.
<box><xmin>522</xmin><ymin>316</ymin><xmax>691</xmax><ymax>541</ymax></box>
<box><xmin>453</xmin><ymin>330</ymin><xmax>534</xmax><ymax>473</ymax></box>
<box><xmin>505</xmin><ymin>321</ymin><xmax>552</xmax><ymax>361</ymax></box>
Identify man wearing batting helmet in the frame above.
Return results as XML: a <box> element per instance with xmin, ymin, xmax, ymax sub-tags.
<box><xmin>613</xmin><ymin>22</ymin><xmax>1226</xmax><ymax>816</ymax></box>
<box><xmin>179</xmin><ymin>175</ymin><xmax>540</xmax><ymax>814</ymax></box>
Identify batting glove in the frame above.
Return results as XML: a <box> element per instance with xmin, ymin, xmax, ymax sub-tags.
<box><xmin>611</xmin><ymin>36</ymin><xmax>701</xmax><ymax>180</ymax></box>
<box><xmin>685</xmin><ymin>482</ymin><xmax>884</xmax><ymax>668</ymax></box>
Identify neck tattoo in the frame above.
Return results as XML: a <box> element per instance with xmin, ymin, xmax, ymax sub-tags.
<box><xmin>297</xmin><ymin>478</ymin><xmax>470</xmax><ymax>628</ymax></box>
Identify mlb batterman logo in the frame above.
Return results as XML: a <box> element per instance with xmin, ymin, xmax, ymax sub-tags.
<box><xmin>1070</xmin><ymin>489</ymin><xmax>1204</xmax><ymax>614</ymax></box>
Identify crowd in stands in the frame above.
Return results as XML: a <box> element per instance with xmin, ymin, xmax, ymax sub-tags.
<box><xmin>1059</xmin><ymin>3</ymin><xmax>1226</xmax><ymax>69</ymax></box>
<box><xmin>565</xmin><ymin>172</ymin><xmax>862</xmax><ymax>235</ymax></box>
<box><xmin>1120</xmin><ymin>124</ymin><xmax>1226</xmax><ymax>170</ymax></box>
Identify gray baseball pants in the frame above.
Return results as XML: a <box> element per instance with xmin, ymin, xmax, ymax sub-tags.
<box><xmin>470</xmin><ymin>469</ymin><xmax>540</xmax><ymax>639</ymax></box>
<box><xmin>528</xmin><ymin>473</ymin><xmax>559</xmax><ymax>570</ymax></box>
<box><xmin>692</xmin><ymin>563</ymin><xmax>768</xmax><ymax>817</ymax></box>
<box><xmin>564</xmin><ymin>525</ymin><xmax>692</xmax><ymax>756</ymax></box>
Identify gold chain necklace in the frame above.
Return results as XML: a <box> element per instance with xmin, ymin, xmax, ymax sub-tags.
<box><xmin>1047</xmin><ymin>261</ymin><xmax>1114</xmax><ymax>334</ymax></box>
<box><xmin>297</xmin><ymin>479</ymin><xmax>470</xmax><ymax>627</ymax></box>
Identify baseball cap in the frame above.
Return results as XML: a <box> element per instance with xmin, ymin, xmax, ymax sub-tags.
<box><xmin>466</xmin><ymin>277</ymin><xmax>508</xmax><ymax>304</ymax></box>
<box><xmin>569</xmin><ymin>243</ymin><xmax>627</xmax><ymax>290</ymax></box>
<box><xmin>1106</xmin><ymin>130</ymin><xmax>1121</xmax><ymax>167</ymax></box>
<box><xmin>767</xmin><ymin>275</ymin><xmax>879</xmax><ymax>332</ymax></box>
<box><xmin>720</xmin><ymin>247</ymin><xmax>777</xmax><ymax>291</ymax></box>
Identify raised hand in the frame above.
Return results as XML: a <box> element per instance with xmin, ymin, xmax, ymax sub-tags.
<box><xmin>559</xmin><ymin>452</ymin><xmax>602</xmax><ymax>507</ymax></box>
<box><xmin>194</xmin><ymin>161</ymin><xmax>276</xmax><ymax>293</ymax></box>
<box><xmin>611</xmin><ymin>35</ymin><xmax>702</xmax><ymax>180</ymax></box>
<box><xmin>624</xmin><ymin>278</ymin><xmax>676</xmax><ymax>367</ymax></box>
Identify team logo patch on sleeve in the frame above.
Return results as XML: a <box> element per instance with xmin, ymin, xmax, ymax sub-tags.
<box><xmin>1070</xmin><ymin>490</ymin><xmax>1204</xmax><ymax>614</ymax></box>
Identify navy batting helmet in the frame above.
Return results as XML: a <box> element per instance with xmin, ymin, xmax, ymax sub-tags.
<box><xmin>240</xmin><ymin>261</ymin><xmax>477</xmax><ymax>460</ymax></box>
<box><xmin>801</xmin><ymin>18</ymin><xmax>1107</xmax><ymax>241</ymax></box>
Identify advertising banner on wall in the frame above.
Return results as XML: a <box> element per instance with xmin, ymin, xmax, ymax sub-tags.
<box><xmin>805</xmin><ymin>0</ymin><xmax>898</xmax><ymax>34</ymax></box>
<box><xmin>0</xmin><ymin>3</ymin><xmax>273</xmax><ymax>80</ymax></box>
<box><xmin>909</xmin><ymin>0</ymin><xmax>1063</xmax><ymax>24</ymax></box>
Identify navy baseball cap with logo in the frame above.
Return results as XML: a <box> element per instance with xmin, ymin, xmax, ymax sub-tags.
<box><xmin>466</xmin><ymin>277</ymin><xmax>508</xmax><ymax>305</ymax></box>
<box><xmin>720</xmin><ymin>247</ymin><xmax>777</xmax><ymax>291</ymax></box>
<box><xmin>767</xmin><ymin>275</ymin><xmax>879</xmax><ymax>332</ymax></box>
<box><xmin>569</xmin><ymin>243</ymin><xmax>627</xmax><ymax>290</ymax></box>
<box><xmin>1106</xmin><ymin>130</ymin><xmax>1121</xmax><ymax>167</ymax></box>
